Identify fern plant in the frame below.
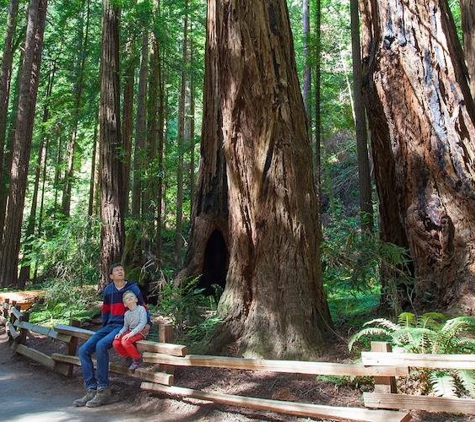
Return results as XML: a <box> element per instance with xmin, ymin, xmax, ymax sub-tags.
<box><xmin>349</xmin><ymin>312</ymin><xmax>475</xmax><ymax>398</ymax></box>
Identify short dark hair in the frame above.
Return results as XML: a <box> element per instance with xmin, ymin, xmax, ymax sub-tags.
<box><xmin>109</xmin><ymin>262</ymin><xmax>124</xmax><ymax>275</ymax></box>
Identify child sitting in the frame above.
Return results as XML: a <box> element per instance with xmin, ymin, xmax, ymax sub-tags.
<box><xmin>112</xmin><ymin>290</ymin><xmax>148</xmax><ymax>371</ymax></box>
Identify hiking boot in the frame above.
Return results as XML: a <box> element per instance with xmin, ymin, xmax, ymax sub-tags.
<box><xmin>85</xmin><ymin>387</ymin><xmax>112</xmax><ymax>407</ymax></box>
<box><xmin>128</xmin><ymin>358</ymin><xmax>142</xmax><ymax>371</ymax></box>
<box><xmin>73</xmin><ymin>389</ymin><xmax>96</xmax><ymax>407</ymax></box>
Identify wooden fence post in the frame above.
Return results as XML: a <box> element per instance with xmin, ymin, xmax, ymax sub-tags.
<box><xmin>18</xmin><ymin>310</ymin><xmax>29</xmax><ymax>345</ymax></box>
<box><xmin>371</xmin><ymin>341</ymin><xmax>397</xmax><ymax>393</ymax></box>
<box><xmin>63</xmin><ymin>319</ymin><xmax>81</xmax><ymax>377</ymax></box>
<box><xmin>159</xmin><ymin>323</ymin><xmax>175</xmax><ymax>374</ymax></box>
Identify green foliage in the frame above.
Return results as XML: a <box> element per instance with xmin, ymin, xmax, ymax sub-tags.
<box><xmin>29</xmin><ymin>216</ymin><xmax>100</xmax><ymax>285</ymax></box>
<box><xmin>150</xmin><ymin>275</ymin><xmax>221</xmax><ymax>351</ymax></box>
<box><xmin>349</xmin><ymin>312</ymin><xmax>475</xmax><ymax>398</ymax></box>
<box><xmin>29</xmin><ymin>278</ymin><xmax>99</xmax><ymax>326</ymax></box>
<box><xmin>322</xmin><ymin>207</ymin><xmax>413</xmax><ymax>322</ymax></box>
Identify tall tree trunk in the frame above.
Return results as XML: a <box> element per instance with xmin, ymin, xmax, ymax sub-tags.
<box><xmin>0</xmin><ymin>0</ymin><xmax>20</xmax><ymax>239</ymax></box>
<box><xmin>313</xmin><ymin>0</ymin><xmax>322</xmax><ymax>193</ymax></box>
<box><xmin>122</xmin><ymin>40</ymin><xmax>136</xmax><ymax>215</ymax></box>
<box><xmin>18</xmin><ymin>60</ymin><xmax>56</xmax><ymax>287</ymax></box>
<box><xmin>88</xmin><ymin>111</ymin><xmax>100</xmax><ymax>217</ymax></box>
<box><xmin>61</xmin><ymin>0</ymin><xmax>91</xmax><ymax>217</ymax></box>
<box><xmin>99</xmin><ymin>0</ymin><xmax>124</xmax><ymax>288</ymax></box>
<box><xmin>0</xmin><ymin>0</ymin><xmax>47</xmax><ymax>288</ymax></box>
<box><xmin>155</xmin><ymin>28</ymin><xmax>166</xmax><ymax>265</ymax></box>
<box><xmin>302</xmin><ymin>0</ymin><xmax>311</xmax><ymax>118</ymax></box>
<box><xmin>174</xmin><ymin>6</ymin><xmax>188</xmax><ymax>268</ymax></box>
<box><xmin>131</xmin><ymin>29</ymin><xmax>149</xmax><ymax>219</ymax></box>
<box><xmin>360</xmin><ymin>0</ymin><xmax>475</xmax><ymax>313</ymax></box>
<box><xmin>180</xmin><ymin>0</ymin><xmax>331</xmax><ymax>359</ymax></box>
<box><xmin>350</xmin><ymin>0</ymin><xmax>373</xmax><ymax>232</ymax></box>
<box><xmin>460</xmin><ymin>0</ymin><xmax>475</xmax><ymax>98</ymax></box>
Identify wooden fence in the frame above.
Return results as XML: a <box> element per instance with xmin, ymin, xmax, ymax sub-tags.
<box><xmin>2</xmin><ymin>297</ymin><xmax>475</xmax><ymax>421</ymax></box>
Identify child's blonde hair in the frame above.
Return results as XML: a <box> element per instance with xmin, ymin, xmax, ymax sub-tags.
<box><xmin>122</xmin><ymin>290</ymin><xmax>137</xmax><ymax>303</ymax></box>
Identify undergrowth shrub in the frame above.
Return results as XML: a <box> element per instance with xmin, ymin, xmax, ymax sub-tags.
<box><xmin>150</xmin><ymin>275</ymin><xmax>222</xmax><ymax>352</ymax></box>
<box><xmin>349</xmin><ymin>312</ymin><xmax>475</xmax><ymax>398</ymax></box>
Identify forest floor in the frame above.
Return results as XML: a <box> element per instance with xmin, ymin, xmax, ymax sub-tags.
<box><xmin>1</xmin><ymin>318</ymin><xmax>475</xmax><ymax>422</ymax></box>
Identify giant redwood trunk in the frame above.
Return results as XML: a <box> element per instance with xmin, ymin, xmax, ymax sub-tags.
<box><xmin>180</xmin><ymin>0</ymin><xmax>331</xmax><ymax>359</ymax></box>
<box><xmin>360</xmin><ymin>0</ymin><xmax>475</xmax><ymax>312</ymax></box>
<box><xmin>99</xmin><ymin>0</ymin><xmax>124</xmax><ymax>288</ymax></box>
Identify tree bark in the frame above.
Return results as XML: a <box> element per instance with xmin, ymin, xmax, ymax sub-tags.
<box><xmin>0</xmin><ymin>0</ymin><xmax>20</xmax><ymax>240</ymax></box>
<box><xmin>460</xmin><ymin>0</ymin><xmax>475</xmax><ymax>98</ymax></box>
<box><xmin>99</xmin><ymin>0</ymin><xmax>124</xmax><ymax>288</ymax></box>
<box><xmin>360</xmin><ymin>0</ymin><xmax>475</xmax><ymax>312</ymax></box>
<box><xmin>180</xmin><ymin>0</ymin><xmax>331</xmax><ymax>359</ymax></box>
<box><xmin>350</xmin><ymin>0</ymin><xmax>373</xmax><ymax>232</ymax></box>
<box><xmin>0</xmin><ymin>0</ymin><xmax>47</xmax><ymax>287</ymax></box>
<box><xmin>174</xmin><ymin>5</ymin><xmax>188</xmax><ymax>267</ymax></box>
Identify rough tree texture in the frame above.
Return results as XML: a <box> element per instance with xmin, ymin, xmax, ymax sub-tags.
<box><xmin>180</xmin><ymin>0</ymin><xmax>331</xmax><ymax>359</ymax></box>
<box><xmin>99</xmin><ymin>0</ymin><xmax>124</xmax><ymax>288</ymax></box>
<box><xmin>460</xmin><ymin>0</ymin><xmax>475</xmax><ymax>98</ymax></box>
<box><xmin>360</xmin><ymin>0</ymin><xmax>475</xmax><ymax>312</ymax></box>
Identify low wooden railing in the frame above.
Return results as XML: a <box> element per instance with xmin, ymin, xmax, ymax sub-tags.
<box><xmin>2</xmin><ymin>297</ymin><xmax>475</xmax><ymax>421</ymax></box>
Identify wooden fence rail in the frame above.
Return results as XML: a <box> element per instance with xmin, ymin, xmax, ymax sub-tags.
<box><xmin>2</xmin><ymin>297</ymin><xmax>475</xmax><ymax>421</ymax></box>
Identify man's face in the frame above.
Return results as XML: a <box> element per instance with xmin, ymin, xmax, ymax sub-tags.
<box><xmin>110</xmin><ymin>265</ymin><xmax>125</xmax><ymax>281</ymax></box>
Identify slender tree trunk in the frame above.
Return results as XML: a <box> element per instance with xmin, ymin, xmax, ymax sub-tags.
<box><xmin>61</xmin><ymin>0</ymin><xmax>91</xmax><ymax>217</ymax></box>
<box><xmin>313</xmin><ymin>0</ymin><xmax>322</xmax><ymax>195</ymax></box>
<box><xmin>18</xmin><ymin>60</ymin><xmax>56</xmax><ymax>287</ymax></box>
<box><xmin>0</xmin><ymin>0</ymin><xmax>47</xmax><ymax>287</ymax></box>
<box><xmin>302</xmin><ymin>0</ymin><xmax>311</xmax><ymax>119</ymax></box>
<box><xmin>131</xmin><ymin>29</ymin><xmax>149</xmax><ymax>219</ymax></box>
<box><xmin>174</xmin><ymin>6</ymin><xmax>188</xmax><ymax>268</ymax></box>
<box><xmin>180</xmin><ymin>0</ymin><xmax>331</xmax><ymax>358</ymax></box>
<box><xmin>0</xmin><ymin>0</ymin><xmax>20</xmax><ymax>239</ymax></box>
<box><xmin>360</xmin><ymin>0</ymin><xmax>475</xmax><ymax>312</ymax></box>
<box><xmin>88</xmin><ymin>112</ymin><xmax>100</xmax><ymax>217</ymax></box>
<box><xmin>460</xmin><ymin>0</ymin><xmax>475</xmax><ymax>98</ymax></box>
<box><xmin>122</xmin><ymin>40</ymin><xmax>136</xmax><ymax>215</ymax></box>
<box><xmin>99</xmin><ymin>0</ymin><xmax>124</xmax><ymax>288</ymax></box>
<box><xmin>350</xmin><ymin>0</ymin><xmax>373</xmax><ymax>232</ymax></box>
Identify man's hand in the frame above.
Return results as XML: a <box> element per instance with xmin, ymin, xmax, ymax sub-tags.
<box><xmin>141</xmin><ymin>324</ymin><xmax>151</xmax><ymax>337</ymax></box>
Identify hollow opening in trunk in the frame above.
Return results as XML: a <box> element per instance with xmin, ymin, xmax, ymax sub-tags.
<box><xmin>197</xmin><ymin>229</ymin><xmax>228</xmax><ymax>299</ymax></box>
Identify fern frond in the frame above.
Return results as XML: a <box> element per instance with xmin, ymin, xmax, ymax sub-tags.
<box><xmin>455</xmin><ymin>369</ymin><xmax>475</xmax><ymax>398</ymax></box>
<box><xmin>348</xmin><ymin>327</ymin><xmax>391</xmax><ymax>351</ymax></box>
<box><xmin>398</xmin><ymin>312</ymin><xmax>416</xmax><ymax>327</ymax></box>
<box><xmin>392</xmin><ymin>327</ymin><xmax>435</xmax><ymax>352</ymax></box>
<box><xmin>430</xmin><ymin>372</ymin><xmax>457</xmax><ymax>398</ymax></box>
<box><xmin>363</xmin><ymin>318</ymin><xmax>399</xmax><ymax>331</ymax></box>
<box><xmin>454</xmin><ymin>338</ymin><xmax>475</xmax><ymax>354</ymax></box>
<box><xmin>419</xmin><ymin>312</ymin><xmax>447</xmax><ymax>330</ymax></box>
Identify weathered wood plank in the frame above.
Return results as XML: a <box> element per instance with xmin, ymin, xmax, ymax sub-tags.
<box><xmin>13</xmin><ymin>343</ymin><xmax>55</xmax><ymax>370</ymax></box>
<box><xmin>54</xmin><ymin>324</ymin><xmax>95</xmax><ymax>339</ymax></box>
<box><xmin>142</xmin><ymin>353</ymin><xmax>408</xmax><ymax>377</ymax></box>
<box><xmin>137</xmin><ymin>340</ymin><xmax>187</xmax><ymax>357</ymax></box>
<box><xmin>141</xmin><ymin>383</ymin><xmax>411</xmax><ymax>422</ymax></box>
<box><xmin>14</xmin><ymin>320</ymin><xmax>71</xmax><ymax>342</ymax></box>
<box><xmin>51</xmin><ymin>353</ymin><xmax>174</xmax><ymax>385</ymax></box>
<box><xmin>7</xmin><ymin>322</ymin><xmax>19</xmax><ymax>339</ymax></box>
<box><xmin>364</xmin><ymin>392</ymin><xmax>475</xmax><ymax>414</ymax></box>
<box><xmin>362</xmin><ymin>351</ymin><xmax>475</xmax><ymax>370</ymax></box>
<box><xmin>11</xmin><ymin>306</ymin><xmax>23</xmax><ymax>320</ymax></box>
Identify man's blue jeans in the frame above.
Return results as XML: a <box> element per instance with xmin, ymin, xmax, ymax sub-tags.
<box><xmin>78</xmin><ymin>323</ymin><xmax>122</xmax><ymax>390</ymax></box>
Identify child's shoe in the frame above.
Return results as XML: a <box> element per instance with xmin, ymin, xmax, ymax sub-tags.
<box><xmin>128</xmin><ymin>358</ymin><xmax>142</xmax><ymax>371</ymax></box>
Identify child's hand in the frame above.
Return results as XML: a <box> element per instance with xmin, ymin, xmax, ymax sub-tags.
<box><xmin>123</xmin><ymin>333</ymin><xmax>131</xmax><ymax>340</ymax></box>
